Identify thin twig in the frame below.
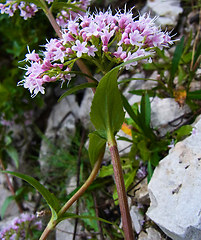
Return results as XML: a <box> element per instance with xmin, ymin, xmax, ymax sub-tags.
<box><xmin>39</xmin><ymin>153</ymin><xmax>104</xmax><ymax>240</ymax></box>
<box><xmin>73</xmin><ymin>129</ymin><xmax>86</xmax><ymax>240</ymax></box>
<box><xmin>92</xmin><ymin>192</ymin><xmax>105</xmax><ymax>240</ymax></box>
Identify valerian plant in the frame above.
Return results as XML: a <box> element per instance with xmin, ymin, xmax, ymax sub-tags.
<box><xmin>0</xmin><ymin>0</ymin><xmax>174</xmax><ymax>239</ymax></box>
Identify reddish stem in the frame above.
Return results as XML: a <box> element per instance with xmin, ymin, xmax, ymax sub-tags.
<box><xmin>109</xmin><ymin>141</ymin><xmax>134</xmax><ymax>240</ymax></box>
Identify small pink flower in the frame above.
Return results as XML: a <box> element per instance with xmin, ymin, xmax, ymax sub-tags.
<box><xmin>100</xmin><ymin>29</ymin><xmax>114</xmax><ymax>46</ymax></box>
<box><xmin>25</xmin><ymin>50</ymin><xmax>40</xmax><ymax>62</ymax></box>
<box><xmin>87</xmin><ymin>45</ymin><xmax>97</xmax><ymax>57</ymax></box>
<box><xmin>72</xmin><ymin>40</ymin><xmax>88</xmax><ymax>57</ymax></box>
<box><xmin>129</xmin><ymin>30</ymin><xmax>144</xmax><ymax>46</ymax></box>
<box><xmin>68</xmin><ymin>20</ymin><xmax>79</xmax><ymax>35</ymax></box>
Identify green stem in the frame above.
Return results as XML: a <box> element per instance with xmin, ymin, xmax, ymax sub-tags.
<box><xmin>39</xmin><ymin>153</ymin><xmax>103</xmax><ymax>240</ymax></box>
<box><xmin>108</xmin><ymin>138</ymin><xmax>134</xmax><ymax>240</ymax></box>
<box><xmin>58</xmin><ymin>152</ymin><xmax>103</xmax><ymax>215</ymax></box>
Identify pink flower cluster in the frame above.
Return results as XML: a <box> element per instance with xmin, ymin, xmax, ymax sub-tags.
<box><xmin>18</xmin><ymin>46</ymin><xmax>71</xmax><ymax>97</ymax></box>
<box><xmin>0</xmin><ymin>213</ymin><xmax>42</xmax><ymax>240</ymax></box>
<box><xmin>56</xmin><ymin>0</ymin><xmax>91</xmax><ymax>27</ymax></box>
<box><xmin>0</xmin><ymin>0</ymin><xmax>38</xmax><ymax>20</ymax></box>
<box><xmin>0</xmin><ymin>0</ymin><xmax>90</xmax><ymax>22</ymax></box>
<box><xmin>19</xmin><ymin>8</ymin><xmax>173</xmax><ymax>97</ymax></box>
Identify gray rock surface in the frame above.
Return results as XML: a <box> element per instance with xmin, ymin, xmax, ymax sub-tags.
<box><xmin>78</xmin><ymin>88</ymin><xmax>94</xmax><ymax>130</ymax></box>
<box><xmin>39</xmin><ymin>95</ymin><xmax>78</xmax><ymax>165</ymax></box>
<box><xmin>142</xmin><ymin>0</ymin><xmax>183</xmax><ymax>27</ymax></box>
<box><xmin>150</xmin><ymin>97</ymin><xmax>191</xmax><ymax>136</ymax></box>
<box><xmin>0</xmin><ymin>171</ymin><xmax>19</xmax><ymax>219</ymax></box>
<box><xmin>138</xmin><ymin>227</ymin><xmax>165</xmax><ymax>240</ymax></box>
<box><xmin>130</xmin><ymin>206</ymin><xmax>144</xmax><ymax>234</ymax></box>
<box><xmin>147</xmin><ymin>116</ymin><xmax>201</xmax><ymax>239</ymax></box>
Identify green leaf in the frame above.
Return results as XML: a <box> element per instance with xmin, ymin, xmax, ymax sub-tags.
<box><xmin>5</xmin><ymin>136</ymin><xmax>12</xmax><ymax>146</ymax></box>
<box><xmin>140</xmin><ymin>92</ymin><xmax>151</xmax><ymax>129</ymax></box>
<box><xmin>59</xmin><ymin>212</ymin><xmax>114</xmax><ymax>225</ymax></box>
<box><xmin>1</xmin><ymin>195</ymin><xmax>15</xmax><ymax>219</ymax></box>
<box><xmin>121</xmin><ymin>94</ymin><xmax>140</xmax><ymax>127</ymax></box>
<box><xmin>58</xmin><ymin>82</ymin><xmax>97</xmax><ymax>102</ymax></box>
<box><xmin>99</xmin><ymin>164</ymin><xmax>114</xmax><ymax>178</ymax></box>
<box><xmin>129</xmin><ymin>89</ymin><xmax>155</xmax><ymax>97</ymax></box>
<box><xmin>182</xmin><ymin>52</ymin><xmax>192</xmax><ymax>64</ymax></box>
<box><xmin>88</xmin><ymin>132</ymin><xmax>106</xmax><ymax>167</ymax></box>
<box><xmin>0</xmin><ymin>84</ymin><xmax>9</xmax><ymax>99</ymax></box>
<box><xmin>82</xmin><ymin>195</ymin><xmax>98</xmax><ymax>231</ymax></box>
<box><xmin>90</xmin><ymin>55</ymin><xmax>153</xmax><ymax>139</ymax></box>
<box><xmin>51</xmin><ymin>2</ymin><xmax>85</xmax><ymax>13</ymax></box>
<box><xmin>147</xmin><ymin>161</ymin><xmax>153</xmax><ymax>183</ymax></box>
<box><xmin>170</xmin><ymin>36</ymin><xmax>184</xmax><ymax>80</ymax></box>
<box><xmin>183</xmin><ymin>31</ymin><xmax>192</xmax><ymax>55</ymax></box>
<box><xmin>116</xmin><ymin>136</ymin><xmax>133</xmax><ymax>143</ymax></box>
<box><xmin>118</xmin><ymin>77</ymin><xmax>157</xmax><ymax>85</ymax></box>
<box><xmin>137</xmin><ymin>140</ymin><xmax>150</xmax><ymax>162</ymax></box>
<box><xmin>124</xmin><ymin>170</ymin><xmax>136</xmax><ymax>191</ymax></box>
<box><xmin>2</xmin><ymin>171</ymin><xmax>60</xmax><ymax>213</ymax></box>
<box><xmin>90</xmin><ymin>68</ymin><xmax>125</xmax><ymax>139</ymax></box>
<box><xmin>174</xmin><ymin>125</ymin><xmax>193</xmax><ymax>141</ymax></box>
<box><xmin>150</xmin><ymin>152</ymin><xmax>160</xmax><ymax>167</ymax></box>
<box><xmin>193</xmin><ymin>40</ymin><xmax>201</xmax><ymax>67</ymax></box>
<box><xmin>187</xmin><ymin>90</ymin><xmax>201</xmax><ymax>100</ymax></box>
<box><xmin>5</xmin><ymin>146</ymin><xmax>19</xmax><ymax>169</ymax></box>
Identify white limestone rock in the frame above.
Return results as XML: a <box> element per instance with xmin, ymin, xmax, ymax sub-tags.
<box><xmin>130</xmin><ymin>206</ymin><xmax>144</xmax><ymax>234</ymax></box>
<box><xmin>133</xmin><ymin>178</ymin><xmax>150</xmax><ymax>205</ymax></box>
<box><xmin>78</xmin><ymin>88</ymin><xmax>94</xmax><ymax>130</ymax></box>
<box><xmin>56</xmin><ymin>219</ymin><xmax>80</xmax><ymax>240</ymax></box>
<box><xmin>151</xmin><ymin>97</ymin><xmax>191</xmax><ymax>136</ymax></box>
<box><xmin>39</xmin><ymin>95</ymin><xmax>78</xmax><ymax>162</ymax></box>
<box><xmin>142</xmin><ymin>0</ymin><xmax>183</xmax><ymax>27</ymax></box>
<box><xmin>138</xmin><ymin>227</ymin><xmax>165</xmax><ymax>240</ymax></box>
<box><xmin>0</xmin><ymin>171</ymin><xmax>19</xmax><ymax>219</ymax></box>
<box><xmin>147</xmin><ymin>116</ymin><xmax>201</xmax><ymax>239</ymax></box>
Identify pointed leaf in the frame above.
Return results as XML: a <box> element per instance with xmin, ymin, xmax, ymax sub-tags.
<box><xmin>2</xmin><ymin>171</ymin><xmax>60</xmax><ymax>212</ymax></box>
<box><xmin>59</xmin><ymin>212</ymin><xmax>114</xmax><ymax>225</ymax></box>
<box><xmin>99</xmin><ymin>164</ymin><xmax>114</xmax><ymax>178</ymax></box>
<box><xmin>51</xmin><ymin>2</ymin><xmax>86</xmax><ymax>12</ymax></box>
<box><xmin>5</xmin><ymin>146</ymin><xmax>19</xmax><ymax>169</ymax></box>
<box><xmin>170</xmin><ymin>36</ymin><xmax>184</xmax><ymax>80</ymax></box>
<box><xmin>140</xmin><ymin>92</ymin><xmax>151</xmax><ymax>129</ymax></box>
<box><xmin>121</xmin><ymin>94</ymin><xmax>140</xmax><ymax>126</ymax></box>
<box><xmin>187</xmin><ymin>90</ymin><xmax>201</xmax><ymax>100</ymax></box>
<box><xmin>150</xmin><ymin>152</ymin><xmax>160</xmax><ymax>167</ymax></box>
<box><xmin>174</xmin><ymin>125</ymin><xmax>193</xmax><ymax>141</ymax></box>
<box><xmin>58</xmin><ymin>82</ymin><xmax>97</xmax><ymax>102</ymax></box>
<box><xmin>1</xmin><ymin>196</ymin><xmax>15</xmax><ymax>219</ymax></box>
<box><xmin>193</xmin><ymin>40</ymin><xmax>201</xmax><ymax>66</ymax></box>
<box><xmin>88</xmin><ymin>132</ymin><xmax>106</xmax><ymax>167</ymax></box>
<box><xmin>129</xmin><ymin>89</ymin><xmax>155</xmax><ymax>97</ymax></box>
<box><xmin>147</xmin><ymin>161</ymin><xmax>153</xmax><ymax>183</ymax></box>
<box><xmin>90</xmin><ymin>68</ymin><xmax>125</xmax><ymax>139</ymax></box>
<box><xmin>89</xmin><ymin>54</ymin><xmax>152</xmax><ymax>139</ymax></box>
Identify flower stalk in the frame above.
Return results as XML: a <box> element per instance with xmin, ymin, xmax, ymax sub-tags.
<box><xmin>108</xmin><ymin>138</ymin><xmax>134</xmax><ymax>240</ymax></box>
<box><xmin>39</xmin><ymin>152</ymin><xmax>104</xmax><ymax>240</ymax></box>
